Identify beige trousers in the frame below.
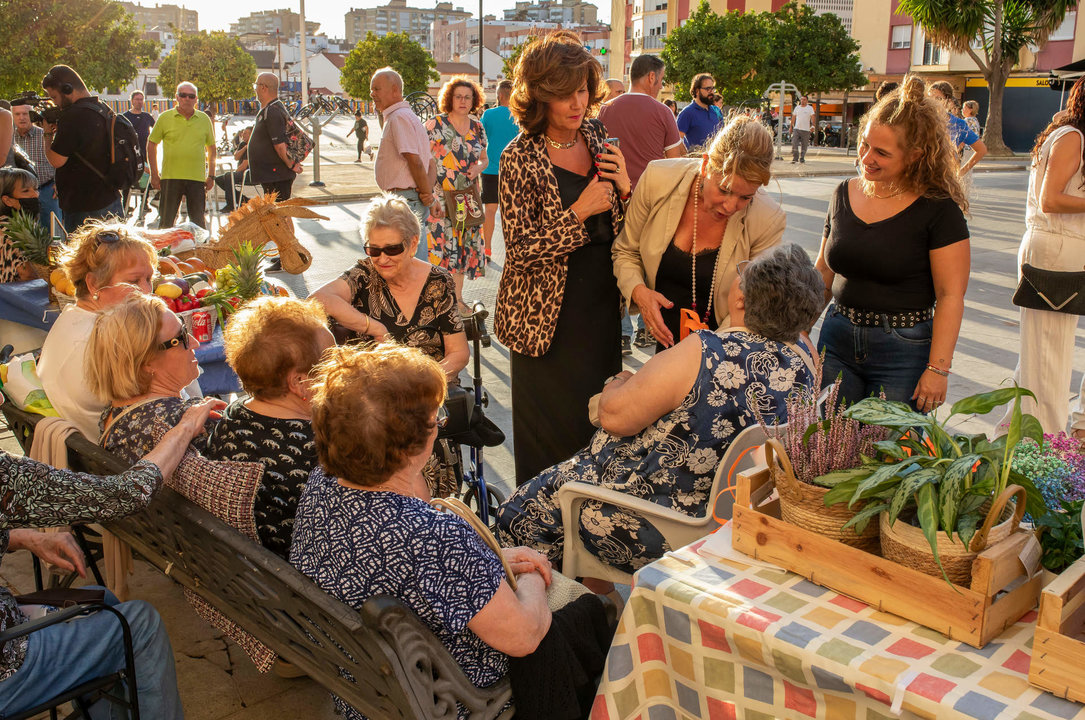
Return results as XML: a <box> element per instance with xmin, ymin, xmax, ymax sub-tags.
<box><xmin>1004</xmin><ymin>228</ymin><xmax>1085</xmax><ymax>434</ymax></box>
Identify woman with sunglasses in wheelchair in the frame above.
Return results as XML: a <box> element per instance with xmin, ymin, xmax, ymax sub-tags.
<box><xmin>86</xmin><ymin>293</ymin><xmax>225</xmax><ymax>462</ymax></box>
<box><xmin>311</xmin><ymin>194</ymin><xmax>469</xmax><ymax>496</ymax></box>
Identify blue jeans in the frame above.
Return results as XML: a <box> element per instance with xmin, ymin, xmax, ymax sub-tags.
<box><xmin>0</xmin><ymin>588</ymin><xmax>183</xmax><ymax>719</ymax></box>
<box><xmin>37</xmin><ymin>181</ymin><xmax>63</xmax><ymax>232</ymax></box>
<box><xmin>817</xmin><ymin>305</ymin><xmax>932</xmax><ymax>410</ymax></box>
<box><xmin>391</xmin><ymin>189</ymin><xmax>431</xmax><ymax>261</ymax></box>
<box><xmin>63</xmin><ymin>197</ymin><xmax>124</xmax><ymax>234</ymax></box>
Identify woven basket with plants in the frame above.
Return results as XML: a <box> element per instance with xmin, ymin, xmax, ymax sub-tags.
<box><xmin>824</xmin><ymin>386</ymin><xmax>1046</xmax><ymax>585</ymax></box>
<box><xmin>758</xmin><ymin>366</ymin><xmax>890</xmax><ymax>552</ymax></box>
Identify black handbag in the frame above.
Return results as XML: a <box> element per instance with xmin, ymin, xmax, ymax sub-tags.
<box><xmin>1011</xmin><ymin>263</ymin><xmax>1085</xmax><ymax>315</ymax></box>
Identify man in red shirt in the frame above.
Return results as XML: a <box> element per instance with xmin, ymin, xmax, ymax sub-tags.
<box><xmin>598</xmin><ymin>54</ymin><xmax>684</xmax><ymax>350</ymax></box>
<box><xmin>598</xmin><ymin>55</ymin><xmax>684</xmax><ymax>190</ymax></box>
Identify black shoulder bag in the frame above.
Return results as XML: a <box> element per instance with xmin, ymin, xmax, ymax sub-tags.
<box><xmin>1011</xmin><ymin>263</ymin><xmax>1085</xmax><ymax>315</ymax></box>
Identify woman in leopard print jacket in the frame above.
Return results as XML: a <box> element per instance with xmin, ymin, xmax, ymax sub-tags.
<box><xmin>496</xmin><ymin>31</ymin><xmax>631</xmax><ymax>485</ymax></box>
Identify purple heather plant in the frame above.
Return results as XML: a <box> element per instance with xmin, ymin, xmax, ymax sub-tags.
<box><xmin>758</xmin><ymin>357</ymin><xmax>889</xmax><ymax>485</ymax></box>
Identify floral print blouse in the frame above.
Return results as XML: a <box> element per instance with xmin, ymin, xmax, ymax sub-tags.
<box><xmin>0</xmin><ymin>452</ymin><xmax>162</xmax><ymax>679</ymax></box>
<box><xmin>338</xmin><ymin>259</ymin><xmax>464</xmax><ymax>360</ymax></box>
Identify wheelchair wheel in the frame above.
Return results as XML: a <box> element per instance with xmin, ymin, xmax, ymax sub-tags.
<box><xmin>463</xmin><ymin>482</ymin><xmax>506</xmax><ymax>531</ymax></box>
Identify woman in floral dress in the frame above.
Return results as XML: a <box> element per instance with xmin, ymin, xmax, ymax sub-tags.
<box><xmin>425</xmin><ymin>78</ymin><xmax>488</xmax><ymax>306</ymax></box>
<box><xmin>496</xmin><ymin>244</ymin><xmax>824</xmax><ymax>578</ymax></box>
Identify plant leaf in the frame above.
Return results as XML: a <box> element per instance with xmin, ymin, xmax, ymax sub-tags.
<box><xmin>802</xmin><ymin>417</ymin><xmax>831</xmax><ymax>445</ymax></box>
<box><xmin>888</xmin><ymin>467</ymin><xmax>941</xmax><ymax>526</ymax></box>
<box><xmin>841</xmin><ymin>502</ymin><xmax>890</xmax><ymax>535</ymax></box>
<box><xmin>1018</xmin><ymin>413</ymin><xmax>1043</xmax><ymax>446</ymax></box>
<box><xmin>844</xmin><ymin>398</ymin><xmax>931</xmax><ymax>429</ymax></box>
<box><xmin>849</xmin><ymin>459</ymin><xmax>916</xmax><ymax>507</ymax></box>
<box><xmin>823</xmin><ymin>477</ymin><xmax>864</xmax><ymax>506</ymax></box>
<box><xmin>871</xmin><ymin>440</ymin><xmax>908</xmax><ymax>460</ymax></box>
<box><xmin>810</xmin><ymin>466</ymin><xmax>872</xmax><ymax>488</ymax></box>
<box><xmin>938</xmin><ymin>454</ymin><xmax>980</xmax><ymax>539</ymax></box>
<box><xmin>948</xmin><ymin>387</ymin><xmax>1036</xmax><ymax>418</ymax></box>
<box><xmin>916</xmin><ymin>483</ymin><xmax>951</xmax><ymax>584</ymax></box>
<box><xmin>956</xmin><ymin>510</ymin><xmax>982</xmax><ymax>552</ymax></box>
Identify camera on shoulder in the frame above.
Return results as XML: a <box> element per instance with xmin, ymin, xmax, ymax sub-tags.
<box><xmin>9</xmin><ymin>92</ymin><xmax>63</xmax><ymax>124</ymax></box>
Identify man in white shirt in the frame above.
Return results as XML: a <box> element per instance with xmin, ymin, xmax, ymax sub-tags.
<box><xmin>791</xmin><ymin>95</ymin><xmax>815</xmax><ymax>164</ymax></box>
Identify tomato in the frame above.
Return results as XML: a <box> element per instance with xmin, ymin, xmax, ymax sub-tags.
<box><xmin>195</xmin><ymin>288</ymin><xmax>211</xmax><ymax>299</ymax></box>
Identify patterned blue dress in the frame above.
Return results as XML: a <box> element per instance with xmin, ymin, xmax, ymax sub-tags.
<box><xmin>290</xmin><ymin>467</ymin><xmax>508</xmax><ymax>720</ymax></box>
<box><xmin>496</xmin><ymin>330</ymin><xmax>812</xmax><ymax>575</ymax></box>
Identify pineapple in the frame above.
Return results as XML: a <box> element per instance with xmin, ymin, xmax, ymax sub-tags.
<box><xmin>229</xmin><ymin>241</ymin><xmax>266</xmax><ymax>301</ymax></box>
<box><xmin>5</xmin><ymin>210</ymin><xmax>53</xmax><ymax>267</ymax></box>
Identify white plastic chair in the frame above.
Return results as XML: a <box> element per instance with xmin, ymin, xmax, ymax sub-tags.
<box><xmin>557</xmin><ymin>423</ymin><xmax>784</xmax><ymax>585</ymax></box>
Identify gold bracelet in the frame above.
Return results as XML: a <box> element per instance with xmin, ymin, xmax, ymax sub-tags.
<box><xmin>363</xmin><ymin>314</ymin><xmax>370</xmax><ymax>335</ymax></box>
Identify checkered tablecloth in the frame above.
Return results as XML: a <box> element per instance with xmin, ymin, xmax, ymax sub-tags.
<box><xmin>592</xmin><ymin>538</ymin><xmax>1085</xmax><ymax>720</ymax></box>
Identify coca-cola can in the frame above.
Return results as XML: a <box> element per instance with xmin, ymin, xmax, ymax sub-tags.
<box><xmin>191</xmin><ymin>310</ymin><xmax>213</xmax><ymax>343</ymax></box>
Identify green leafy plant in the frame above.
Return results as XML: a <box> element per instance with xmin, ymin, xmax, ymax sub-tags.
<box><xmin>5</xmin><ymin>209</ymin><xmax>52</xmax><ymax>266</ymax></box>
<box><xmin>1036</xmin><ymin>498</ymin><xmax>1084</xmax><ymax>574</ymax></box>
<box><xmin>823</xmin><ymin>387</ymin><xmax>1047</xmax><ymax>582</ymax></box>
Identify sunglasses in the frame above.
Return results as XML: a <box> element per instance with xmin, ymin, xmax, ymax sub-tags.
<box><xmin>159</xmin><ymin>318</ymin><xmax>191</xmax><ymax>351</ymax></box>
<box><xmin>94</xmin><ymin>230</ymin><xmax>122</xmax><ymax>249</ymax></box>
<box><xmin>364</xmin><ymin>242</ymin><xmax>407</xmax><ymax>258</ymax></box>
<box><xmin>436</xmin><ymin>405</ymin><xmax>449</xmax><ymax>428</ymax></box>
<box><xmin>701</xmin><ymin>86</ymin><xmax>716</xmax><ymax>93</ymax></box>
<box><xmin>177</xmin><ymin>93</ymin><xmax>197</xmax><ymax>100</ymax></box>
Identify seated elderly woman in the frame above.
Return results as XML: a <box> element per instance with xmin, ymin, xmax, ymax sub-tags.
<box><xmin>38</xmin><ymin>222</ymin><xmax>158</xmax><ymax>440</ymax></box>
<box><xmin>86</xmin><ymin>293</ymin><xmax>222</xmax><ymax>460</ymax></box>
<box><xmin>0</xmin><ymin>400</ymin><xmax>217</xmax><ymax>719</ymax></box>
<box><xmin>310</xmin><ymin>194</ymin><xmax>468</xmax><ymax>380</ymax></box>
<box><xmin>291</xmin><ymin>343</ymin><xmax>551</xmax><ymax>720</ymax></box>
<box><xmin>204</xmin><ymin>296</ymin><xmax>334</xmax><ymax>560</ymax></box>
<box><xmin>0</xmin><ymin>167</ymin><xmax>40</xmax><ymax>282</ymax></box>
<box><xmin>497</xmin><ymin>243</ymin><xmax>822</xmax><ymax>579</ymax></box>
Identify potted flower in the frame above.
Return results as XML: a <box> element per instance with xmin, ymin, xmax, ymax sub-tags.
<box><xmin>823</xmin><ymin>386</ymin><xmax>1046</xmax><ymax>585</ymax></box>
<box><xmin>759</xmin><ymin>368</ymin><xmax>889</xmax><ymax>551</ymax></box>
<box><xmin>1013</xmin><ymin>433</ymin><xmax>1085</xmax><ymax>579</ymax></box>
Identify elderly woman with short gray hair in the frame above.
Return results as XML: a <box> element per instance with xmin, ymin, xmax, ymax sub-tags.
<box><xmin>311</xmin><ymin>194</ymin><xmax>468</xmax><ymax>380</ymax></box>
<box><xmin>497</xmin><ymin>243</ymin><xmax>823</xmax><ymax>581</ymax></box>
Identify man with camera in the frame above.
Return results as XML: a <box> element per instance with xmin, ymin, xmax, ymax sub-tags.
<box><xmin>11</xmin><ymin>102</ymin><xmax>60</xmax><ymax>229</ymax></box>
<box><xmin>40</xmin><ymin>65</ymin><xmax>123</xmax><ymax>232</ymax></box>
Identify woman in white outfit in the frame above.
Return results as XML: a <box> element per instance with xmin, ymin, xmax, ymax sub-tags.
<box><xmin>1003</xmin><ymin>79</ymin><xmax>1085</xmax><ymax>440</ymax></box>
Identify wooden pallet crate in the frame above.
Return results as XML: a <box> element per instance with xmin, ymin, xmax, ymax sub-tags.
<box><xmin>1029</xmin><ymin>556</ymin><xmax>1085</xmax><ymax>702</ymax></box>
<box><xmin>731</xmin><ymin>463</ymin><xmax>1043</xmax><ymax>649</ymax></box>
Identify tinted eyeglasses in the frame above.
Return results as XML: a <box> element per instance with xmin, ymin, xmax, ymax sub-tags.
<box><xmin>177</xmin><ymin>92</ymin><xmax>197</xmax><ymax>100</ymax></box>
<box><xmin>159</xmin><ymin>319</ymin><xmax>191</xmax><ymax>351</ymax></box>
<box><xmin>364</xmin><ymin>242</ymin><xmax>407</xmax><ymax>258</ymax></box>
<box><xmin>701</xmin><ymin>85</ymin><xmax>716</xmax><ymax>93</ymax></box>
<box><xmin>436</xmin><ymin>405</ymin><xmax>449</xmax><ymax>428</ymax></box>
<box><xmin>94</xmin><ymin>230</ymin><xmax>122</xmax><ymax>249</ymax></box>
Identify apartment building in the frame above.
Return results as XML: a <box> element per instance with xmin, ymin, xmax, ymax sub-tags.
<box><xmin>230</xmin><ymin>9</ymin><xmax>320</xmax><ymax>37</ymax></box>
<box><xmin>503</xmin><ymin>0</ymin><xmax>599</xmax><ymax>25</ymax></box>
<box><xmin>345</xmin><ymin>0</ymin><xmax>471</xmax><ymax>51</ymax></box>
<box><xmin>118</xmin><ymin>2</ymin><xmax>198</xmax><ymax>33</ymax></box>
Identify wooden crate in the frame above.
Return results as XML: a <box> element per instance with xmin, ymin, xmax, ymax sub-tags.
<box><xmin>1029</xmin><ymin>557</ymin><xmax>1085</xmax><ymax>702</ymax></box>
<box><xmin>731</xmin><ymin>464</ymin><xmax>1043</xmax><ymax>649</ymax></box>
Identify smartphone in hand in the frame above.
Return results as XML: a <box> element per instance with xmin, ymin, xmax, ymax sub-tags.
<box><xmin>604</xmin><ymin>137</ymin><xmax>620</xmax><ymax>148</ymax></box>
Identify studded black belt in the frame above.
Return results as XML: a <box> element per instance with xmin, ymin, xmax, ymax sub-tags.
<box><xmin>834</xmin><ymin>303</ymin><xmax>933</xmax><ymax>328</ymax></box>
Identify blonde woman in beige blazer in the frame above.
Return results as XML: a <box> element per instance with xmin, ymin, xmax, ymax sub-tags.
<box><xmin>613</xmin><ymin>116</ymin><xmax>785</xmax><ymax>349</ymax></box>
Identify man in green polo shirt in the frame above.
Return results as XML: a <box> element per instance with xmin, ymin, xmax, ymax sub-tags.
<box><xmin>148</xmin><ymin>81</ymin><xmax>216</xmax><ymax>229</ymax></box>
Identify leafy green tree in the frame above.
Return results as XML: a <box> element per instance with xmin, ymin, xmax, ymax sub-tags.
<box><xmin>899</xmin><ymin>0</ymin><xmax>1074</xmax><ymax>155</ymax></box>
<box><xmin>341</xmin><ymin>32</ymin><xmax>439</xmax><ymax>101</ymax></box>
<box><xmin>502</xmin><ymin>37</ymin><xmax>537</xmax><ymax>81</ymax></box>
<box><xmin>0</xmin><ymin>0</ymin><xmax>158</xmax><ymax>97</ymax></box>
<box><xmin>157</xmin><ymin>32</ymin><xmax>256</xmax><ymax>104</ymax></box>
<box><xmin>765</xmin><ymin>3</ymin><xmax>866</xmax><ymax>97</ymax></box>
<box><xmin>661</xmin><ymin>1</ymin><xmax>771</xmax><ymax>104</ymax></box>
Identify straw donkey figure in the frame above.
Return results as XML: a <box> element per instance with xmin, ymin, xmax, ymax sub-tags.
<box><xmin>183</xmin><ymin>194</ymin><xmax>329</xmax><ymax>274</ymax></box>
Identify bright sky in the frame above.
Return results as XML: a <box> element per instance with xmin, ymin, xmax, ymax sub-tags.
<box><xmin>183</xmin><ymin>0</ymin><xmax>609</xmax><ymax>40</ymax></box>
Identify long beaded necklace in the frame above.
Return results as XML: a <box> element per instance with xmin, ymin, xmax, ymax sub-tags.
<box><xmin>690</xmin><ymin>179</ymin><xmax>724</xmax><ymax>324</ymax></box>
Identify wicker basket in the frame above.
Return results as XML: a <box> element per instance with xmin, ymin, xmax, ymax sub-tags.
<box><xmin>767</xmin><ymin>438</ymin><xmax>880</xmax><ymax>552</ymax></box>
<box><xmin>879</xmin><ymin>484</ymin><xmax>1025</xmax><ymax>586</ymax></box>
